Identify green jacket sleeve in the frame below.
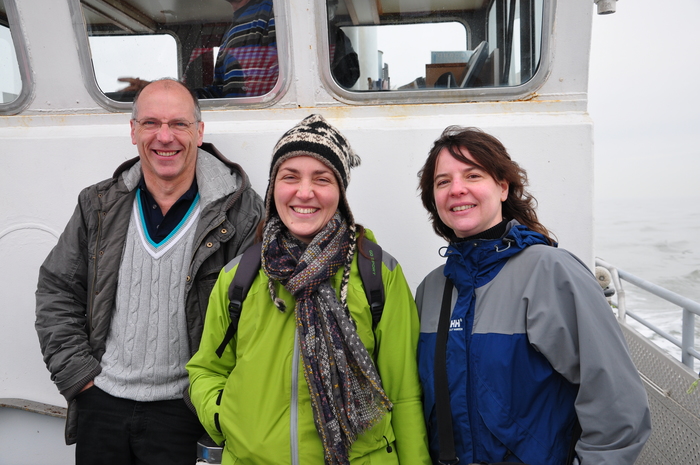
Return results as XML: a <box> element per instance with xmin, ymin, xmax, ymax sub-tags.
<box><xmin>186</xmin><ymin>264</ymin><xmax>239</xmax><ymax>445</ymax></box>
<box><xmin>375</xmin><ymin>259</ymin><xmax>432</xmax><ymax>464</ymax></box>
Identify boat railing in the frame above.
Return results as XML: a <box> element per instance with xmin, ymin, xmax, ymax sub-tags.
<box><xmin>596</xmin><ymin>258</ymin><xmax>700</xmax><ymax>372</ymax></box>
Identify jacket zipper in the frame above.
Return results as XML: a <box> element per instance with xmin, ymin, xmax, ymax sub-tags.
<box><xmin>291</xmin><ymin>329</ymin><xmax>300</xmax><ymax>465</ymax></box>
<box><xmin>465</xmin><ymin>270</ymin><xmax>479</xmax><ymax>463</ymax></box>
<box><xmin>88</xmin><ymin>208</ymin><xmax>104</xmax><ymax>331</ymax></box>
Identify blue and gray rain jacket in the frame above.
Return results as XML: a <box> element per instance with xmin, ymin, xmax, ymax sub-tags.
<box><xmin>416</xmin><ymin>221</ymin><xmax>651</xmax><ymax>465</ymax></box>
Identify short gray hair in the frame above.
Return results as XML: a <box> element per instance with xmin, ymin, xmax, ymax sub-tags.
<box><xmin>131</xmin><ymin>78</ymin><xmax>201</xmax><ymax>122</ymax></box>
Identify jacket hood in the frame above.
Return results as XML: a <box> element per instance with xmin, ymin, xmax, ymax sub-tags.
<box><xmin>443</xmin><ymin>221</ymin><xmax>552</xmax><ymax>290</ymax></box>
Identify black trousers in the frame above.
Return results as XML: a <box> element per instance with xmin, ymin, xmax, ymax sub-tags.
<box><xmin>75</xmin><ymin>386</ymin><xmax>204</xmax><ymax>465</ymax></box>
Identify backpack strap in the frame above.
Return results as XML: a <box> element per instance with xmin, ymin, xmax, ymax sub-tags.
<box><xmin>215</xmin><ymin>238</ymin><xmax>386</xmax><ymax>357</ymax></box>
<box><xmin>435</xmin><ymin>278</ymin><xmax>458</xmax><ymax>464</ymax></box>
<box><xmin>215</xmin><ymin>242</ymin><xmax>262</xmax><ymax>358</ymax></box>
<box><xmin>357</xmin><ymin>237</ymin><xmax>385</xmax><ymax>328</ymax></box>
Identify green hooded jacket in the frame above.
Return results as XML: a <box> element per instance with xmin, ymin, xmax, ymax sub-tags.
<box><xmin>187</xmin><ymin>230</ymin><xmax>431</xmax><ymax>464</ymax></box>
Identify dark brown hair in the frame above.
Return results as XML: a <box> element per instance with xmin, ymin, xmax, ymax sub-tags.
<box><xmin>418</xmin><ymin>126</ymin><xmax>554</xmax><ymax>244</ymax></box>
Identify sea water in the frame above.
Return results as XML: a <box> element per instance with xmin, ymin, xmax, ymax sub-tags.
<box><xmin>594</xmin><ymin>196</ymin><xmax>700</xmax><ymax>363</ymax></box>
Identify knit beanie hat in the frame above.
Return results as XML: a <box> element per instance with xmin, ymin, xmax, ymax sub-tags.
<box><xmin>265</xmin><ymin>114</ymin><xmax>361</xmax><ymax>224</ymax></box>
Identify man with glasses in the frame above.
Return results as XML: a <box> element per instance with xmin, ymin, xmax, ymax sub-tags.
<box><xmin>35</xmin><ymin>78</ymin><xmax>264</xmax><ymax>464</ymax></box>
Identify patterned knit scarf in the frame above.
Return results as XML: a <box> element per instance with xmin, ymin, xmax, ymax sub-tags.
<box><xmin>261</xmin><ymin>212</ymin><xmax>392</xmax><ymax>465</ymax></box>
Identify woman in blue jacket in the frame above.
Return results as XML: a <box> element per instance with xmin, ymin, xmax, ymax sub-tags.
<box><xmin>415</xmin><ymin>126</ymin><xmax>651</xmax><ymax>465</ymax></box>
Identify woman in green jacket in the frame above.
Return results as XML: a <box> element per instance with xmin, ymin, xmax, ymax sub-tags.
<box><xmin>187</xmin><ymin>114</ymin><xmax>430</xmax><ymax>465</ymax></box>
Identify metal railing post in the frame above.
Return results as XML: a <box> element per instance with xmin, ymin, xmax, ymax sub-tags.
<box><xmin>610</xmin><ymin>267</ymin><xmax>626</xmax><ymax>321</ymax></box>
<box><xmin>682</xmin><ymin>308</ymin><xmax>695</xmax><ymax>371</ymax></box>
<box><xmin>596</xmin><ymin>258</ymin><xmax>626</xmax><ymax>320</ymax></box>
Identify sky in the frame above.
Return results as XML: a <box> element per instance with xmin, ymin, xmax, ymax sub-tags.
<box><xmin>589</xmin><ymin>0</ymin><xmax>700</xmax><ymax>201</ymax></box>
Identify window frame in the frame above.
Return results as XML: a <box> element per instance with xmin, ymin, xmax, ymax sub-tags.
<box><xmin>0</xmin><ymin>0</ymin><xmax>34</xmax><ymax>115</ymax></box>
<box><xmin>317</xmin><ymin>0</ymin><xmax>556</xmax><ymax>105</ymax></box>
<box><xmin>68</xmin><ymin>0</ymin><xmax>290</xmax><ymax>113</ymax></box>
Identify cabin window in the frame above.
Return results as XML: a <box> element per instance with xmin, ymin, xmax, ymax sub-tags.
<box><xmin>323</xmin><ymin>0</ymin><xmax>550</xmax><ymax>102</ymax></box>
<box><xmin>74</xmin><ymin>0</ymin><xmax>282</xmax><ymax>109</ymax></box>
<box><xmin>0</xmin><ymin>0</ymin><xmax>30</xmax><ymax>114</ymax></box>
<box><xmin>88</xmin><ymin>34</ymin><xmax>178</xmax><ymax>98</ymax></box>
<box><xmin>0</xmin><ymin>17</ymin><xmax>20</xmax><ymax>103</ymax></box>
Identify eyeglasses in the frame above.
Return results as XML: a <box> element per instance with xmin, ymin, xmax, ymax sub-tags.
<box><xmin>133</xmin><ymin>118</ymin><xmax>198</xmax><ymax>133</ymax></box>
